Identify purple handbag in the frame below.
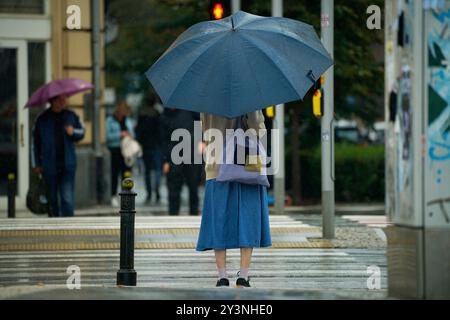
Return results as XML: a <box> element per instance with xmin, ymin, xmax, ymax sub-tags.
<box><xmin>216</xmin><ymin>116</ymin><xmax>270</xmax><ymax>187</ymax></box>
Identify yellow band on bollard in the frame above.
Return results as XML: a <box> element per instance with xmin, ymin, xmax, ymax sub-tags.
<box><xmin>122</xmin><ymin>178</ymin><xmax>134</xmax><ymax>190</ymax></box>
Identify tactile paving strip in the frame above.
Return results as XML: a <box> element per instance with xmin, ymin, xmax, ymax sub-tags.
<box><xmin>0</xmin><ymin>227</ymin><xmax>321</xmax><ymax>237</ymax></box>
<box><xmin>0</xmin><ymin>227</ymin><xmax>333</xmax><ymax>251</ymax></box>
<box><xmin>0</xmin><ymin>240</ymin><xmax>334</xmax><ymax>251</ymax></box>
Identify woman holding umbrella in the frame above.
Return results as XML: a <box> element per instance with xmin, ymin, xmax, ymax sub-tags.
<box><xmin>146</xmin><ymin>11</ymin><xmax>333</xmax><ymax>287</ymax></box>
<box><xmin>196</xmin><ymin>111</ymin><xmax>272</xmax><ymax>287</ymax></box>
<box><xmin>30</xmin><ymin>78</ymin><xmax>92</xmax><ymax>217</ymax></box>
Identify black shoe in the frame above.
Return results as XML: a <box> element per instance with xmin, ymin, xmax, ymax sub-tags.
<box><xmin>236</xmin><ymin>277</ymin><xmax>251</xmax><ymax>288</ymax></box>
<box><xmin>216</xmin><ymin>278</ymin><xmax>230</xmax><ymax>287</ymax></box>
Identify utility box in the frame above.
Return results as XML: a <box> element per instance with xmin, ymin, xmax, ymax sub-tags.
<box><xmin>384</xmin><ymin>0</ymin><xmax>450</xmax><ymax>299</ymax></box>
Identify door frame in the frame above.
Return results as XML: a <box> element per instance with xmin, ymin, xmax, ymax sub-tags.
<box><xmin>0</xmin><ymin>39</ymin><xmax>29</xmax><ymax>210</ymax></box>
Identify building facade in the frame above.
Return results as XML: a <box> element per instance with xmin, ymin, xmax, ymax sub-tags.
<box><xmin>0</xmin><ymin>0</ymin><xmax>106</xmax><ymax>211</ymax></box>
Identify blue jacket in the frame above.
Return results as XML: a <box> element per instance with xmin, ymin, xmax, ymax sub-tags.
<box><xmin>106</xmin><ymin>116</ymin><xmax>135</xmax><ymax>148</ymax></box>
<box><xmin>32</xmin><ymin>108</ymin><xmax>85</xmax><ymax>175</ymax></box>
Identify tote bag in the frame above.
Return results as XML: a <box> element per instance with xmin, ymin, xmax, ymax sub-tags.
<box><xmin>216</xmin><ymin>116</ymin><xmax>270</xmax><ymax>187</ymax></box>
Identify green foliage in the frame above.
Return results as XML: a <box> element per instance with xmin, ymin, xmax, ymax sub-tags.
<box><xmin>245</xmin><ymin>0</ymin><xmax>385</xmax><ymax>124</ymax></box>
<box><xmin>286</xmin><ymin>143</ymin><xmax>385</xmax><ymax>202</ymax></box>
<box><xmin>106</xmin><ymin>0</ymin><xmax>384</xmax><ymax>123</ymax></box>
<box><xmin>105</xmin><ymin>0</ymin><xmax>210</xmax><ymax>96</ymax></box>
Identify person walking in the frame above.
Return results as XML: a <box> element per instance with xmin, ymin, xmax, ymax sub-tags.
<box><xmin>196</xmin><ymin>110</ymin><xmax>272</xmax><ymax>288</ymax></box>
<box><xmin>32</xmin><ymin>94</ymin><xmax>85</xmax><ymax>217</ymax></box>
<box><xmin>160</xmin><ymin>108</ymin><xmax>202</xmax><ymax>215</ymax></box>
<box><xmin>106</xmin><ymin>101</ymin><xmax>134</xmax><ymax>207</ymax></box>
<box><xmin>135</xmin><ymin>95</ymin><xmax>162</xmax><ymax>203</ymax></box>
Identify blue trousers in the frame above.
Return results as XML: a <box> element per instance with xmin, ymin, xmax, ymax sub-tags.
<box><xmin>43</xmin><ymin>169</ymin><xmax>75</xmax><ymax>217</ymax></box>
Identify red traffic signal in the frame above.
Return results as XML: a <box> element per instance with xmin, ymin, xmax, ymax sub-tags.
<box><xmin>212</xmin><ymin>3</ymin><xmax>224</xmax><ymax>20</ymax></box>
<box><xmin>209</xmin><ymin>1</ymin><xmax>230</xmax><ymax>20</ymax></box>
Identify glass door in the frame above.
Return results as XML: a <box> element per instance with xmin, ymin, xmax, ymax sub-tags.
<box><xmin>0</xmin><ymin>40</ymin><xmax>29</xmax><ymax>210</ymax></box>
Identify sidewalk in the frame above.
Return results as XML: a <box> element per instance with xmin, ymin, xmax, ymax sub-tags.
<box><xmin>0</xmin><ymin>213</ymin><xmax>388</xmax><ymax>299</ymax></box>
<box><xmin>1</xmin><ymin>285</ymin><xmax>388</xmax><ymax>300</ymax></box>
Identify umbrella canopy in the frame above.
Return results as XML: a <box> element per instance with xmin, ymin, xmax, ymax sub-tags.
<box><xmin>146</xmin><ymin>10</ymin><xmax>333</xmax><ymax>118</ymax></box>
<box><xmin>25</xmin><ymin>78</ymin><xmax>94</xmax><ymax>108</ymax></box>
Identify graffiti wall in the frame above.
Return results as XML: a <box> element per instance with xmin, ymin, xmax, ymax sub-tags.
<box><xmin>426</xmin><ymin>4</ymin><xmax>450</xmax><ymax>227</ymax></box>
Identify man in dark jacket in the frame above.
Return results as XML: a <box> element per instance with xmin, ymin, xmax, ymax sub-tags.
<box><xmin>160</xmin><ymin>109</ymin><xmax>202</xmax><ymax>215</ymax></box>
<box><xmin>136</xmin><ymin>96</ymin><xmax>162</xmax><ymax>203</ymax></box>
<box><xmin>32</xmin><ymin>95</ymin><xmax>85</xmax><ymax>217</ymax></box>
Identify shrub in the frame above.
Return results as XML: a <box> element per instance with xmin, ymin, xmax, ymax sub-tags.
<box><xmin>286</xmin><ymin>143</ymin><xmax>385</xmax><ymax>203</ymax></box>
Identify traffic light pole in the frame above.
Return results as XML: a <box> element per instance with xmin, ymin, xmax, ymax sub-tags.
<box><xmin>91</xmin><ymin>0</ymin><xmax>104</xmax><ymax>204</ymax></box>
<box><xmin>320</xmin><ymin>0</ymin><xmax>335</xmax><ymax>239</ymax></box>
<box><xmin>272</xmin><ymin>0</ymin><xmax>285</xmax><ymax>215</ymax></box>
<box><xmin>231</xmin><ymin>0</ymin><xmax>240</xmax><ymax>13</ymax></box>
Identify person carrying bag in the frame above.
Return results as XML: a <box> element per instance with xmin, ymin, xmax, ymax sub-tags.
<box><xmin>196</xmin><ymin>110</ymin><xmax>272</xmax><ymax>288</ymax></box>
<box><xmin>216</xmin><ymin>115</ymin><xmax>269</xmax><ymax>187</ymax></box>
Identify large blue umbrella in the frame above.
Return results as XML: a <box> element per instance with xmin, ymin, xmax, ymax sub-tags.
<box><xmin>146</xmin><ymin>10</ymin><xmax>333</xmax><ymax>118</ymax></box>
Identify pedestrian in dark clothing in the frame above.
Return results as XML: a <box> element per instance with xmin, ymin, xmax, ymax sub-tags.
<box><xmin>32</xmin><ymin>95</ymin><xmax>85</xmax><ymax>217</ymax></box>
<box><xmin>160</xmin><ymin>109</ymin><xmax>202</xmax><ymax>215</ymax></box>
<box><xmin>106</xmin><ymin>101</ymin><xmax>134</xmax><ymax>207</ymax></box>
<box><xmin>135</xmin><ymin>96</ymin><xmax>162</xmax><ymax>203</ymax></box>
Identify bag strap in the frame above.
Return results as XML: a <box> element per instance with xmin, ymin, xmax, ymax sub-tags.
<box><xmin>234</xmin><ymin>115</ymin><xmax>249</xmax><ymax>131</ymax></box>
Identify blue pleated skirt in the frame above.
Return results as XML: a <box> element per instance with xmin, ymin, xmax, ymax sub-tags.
<box><xmin>196</xmin><ymin>179</ymin><xmax>272</xmax><ymax>251</ymax></box>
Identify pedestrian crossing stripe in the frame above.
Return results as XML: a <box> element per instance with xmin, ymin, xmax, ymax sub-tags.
<box><xmin>0</xmin><ymin>227</ymin><xmax>321</xmax><ymax>237</ymax></box>
<box><xmin>0</xmin><ymin>240</ymin><xmax>334</xmax><ymax>251</ymax></box>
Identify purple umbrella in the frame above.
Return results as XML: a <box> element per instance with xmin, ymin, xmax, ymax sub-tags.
<box><xmin>25</xmin><ymin>78</ymin><xmax>94</xmax><ymax>108</ymax></box>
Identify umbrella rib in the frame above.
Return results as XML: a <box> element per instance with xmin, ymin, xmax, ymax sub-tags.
<box><xmin>235</xmin><ymin>35</ymin><xmax>266</xmax><ymax>110</ymax></box>
<box><xmin>156</xmin><ymin>29</ymin><xmax>228</xmax><ymax>64</ymax></box>
<box><xmin>238</xmin><ymin>33</ymin><xmax>302</xmax><ymax>101</ymax></box>
<box><xmin>242</xmin><ymin>28</ymin><xmax>331</xmax><ymax>61</ymax></box>
<box><xmin>165</xmin><ymin>33</ymin><xmax>229</xmax><ymax>106</ymax></box>
<box><xmin>237</xmin><ymin>15</ymin><xmax>313</xmax><ymax>32</ymax></box>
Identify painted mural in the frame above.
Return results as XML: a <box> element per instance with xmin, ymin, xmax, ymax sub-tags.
<box><xmin>426</xmin><ymin>5</ymin><xmax>450</xmax><ymax>226</ymax></box>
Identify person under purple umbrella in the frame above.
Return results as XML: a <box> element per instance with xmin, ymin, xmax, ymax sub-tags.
<box><xmin>29</xmin><ymin>79</ymin><xmax>91</xmax><ymax>217</ymax></box>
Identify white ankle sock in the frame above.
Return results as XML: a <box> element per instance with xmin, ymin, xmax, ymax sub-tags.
<box><xmin>218</xmin><ymin>267</ymin><xmax>227</xmax><ymax>279</ymax></box>
<box><xmin>239</xmin><ymin>268</ymin><xmax>249</xmax><ymax>280</ymax></box>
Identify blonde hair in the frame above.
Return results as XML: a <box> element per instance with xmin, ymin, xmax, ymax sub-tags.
<box><xmin>114</xmin><ymin>101</ymin><xmax>131</xmax><ymax>118</ymax></box>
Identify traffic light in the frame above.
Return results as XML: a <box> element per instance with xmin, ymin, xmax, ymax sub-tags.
<box><xmin>265</xmin><ymin>106</ymin><xmax>275</xmax><ymax>118</ymax></box>
<box><xmin>209</xmin><ymin>0</ymin><xmax>231</xmax><ymax>20</ymax></box>
<box><xmin>312</xmin><ymin>89</ymin><xmax>322</xmax><ymax>118</ymax></box>
<box><xmin>312</xmin><ymin>75</ymin><xmax>325</xmax><ymax>118</ymax></box>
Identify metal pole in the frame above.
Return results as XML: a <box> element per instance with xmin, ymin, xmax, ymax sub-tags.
<box><xmin>91</xmin><ymin>0</ymin><xmax>104</xmax><ymax>203</ymax></box>
<box><xmin>231</xmin><ymin>0</ymin><xmax>241</xmax><ymax>13</ymax></box>
<box><xmin>7</xmin><ymin>173</ymin><xmax>15</xmax><ymax>218</ymax></box>
<box><xmin>272</xmin><ymin>0</ymin><xmax>285</xmax><ymax>215</ymax></box>
<box><xmin>117</xmin><ymin>178</ymin><xmax>137</xmax><ymax>286</ymax></box>
<box><xmin>321</xmin><ymin>0</ymin><xmax>335</xmax><ymax>238</ymax></box>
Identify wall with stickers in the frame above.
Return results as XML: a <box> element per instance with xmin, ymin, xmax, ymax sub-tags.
<box><xmin>385</xmin><ymin>0</ymin><xmax>450</xmax><ymax>228</ymax></box>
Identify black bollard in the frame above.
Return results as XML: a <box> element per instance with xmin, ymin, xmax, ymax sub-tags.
<box><xmin>7</xmin><ymin>173</ymin><xmax>15</xmax><ymax>218</ymax></box>
<box><xmin>116</xmin><ymin>178</ymin><xmax>137</xmax><ymax>286</ymax></box>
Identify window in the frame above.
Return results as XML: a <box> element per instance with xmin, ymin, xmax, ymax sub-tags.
<box><xmin>0</xmin><ymin>0</ymin><xmax>44</xmax><ymax>14</ymax></box>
